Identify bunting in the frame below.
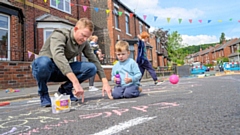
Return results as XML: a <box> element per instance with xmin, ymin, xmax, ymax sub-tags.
<box><xmin>38</xmin><ymin>0</ymin><xmax>240</xmax><ymax>24</ymax></box>
<box><xmin>94</xmin><ymin>7</ymin><xmax>99</xmax><ymax>12</ymax></box>
<box><xmin>178</xmin><ymin>18</ymin><xmax>182</xmax><ymax>24</ymax></box>
<box><xmin>28</xmin><ymin>50</ymin><xmax>39</xmax><ymax>59</ymax></box>
<box><xmin>130</xmin><ymin>13</ymin><xmax>134</xmax><ymax>18</ymax></box>
<box><xmin>118</xmin><ymin>11</ymin><xmax>123</xmax><ymax>16</ymax></box>
<box><xmin>83</xmin><ymin>6</ymin><xmax>88</xmax><ymax>12</ymax></box>
<box><xmin>106</xmin><ymin>9</ymin><xmax>110</xmax><ymax>14</ymax></box>
<box><xmin>143</xmin><ymin>15</ymin><xmax>147</xmax><ymax>20</ymax></box>
<box><xmin>189</xmin><ymin>19</ymin><xmax>192</xmax><ymax>23</ymax></box>
<box><xmin>167</xmin><ymin>18</ymin><xmax>171</xmax><ymax>23</ymax></box>
<box><xmin>154</xmin><ymin>16</ymin><xmax>158</xmax><ymax>22</ymax></box>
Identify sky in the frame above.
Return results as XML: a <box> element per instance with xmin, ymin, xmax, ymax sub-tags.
<box><xmin>120</xmin><ymin>0</ymin><xmax>240</xmax><ymax>46</ymax></box>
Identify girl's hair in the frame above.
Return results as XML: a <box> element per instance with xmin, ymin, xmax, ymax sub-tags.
<box><xmin>140</xmin><ymin>31</ymin><xmax>150</xmax><ymax>39</ymax></box>
<box><xmin>76</xmin><ymin>18</ymin><xmax>94</xmax><ymax>32</ymax></box>
<box><xmin>88</xmin><ymin>35</ymin><xmax>98</xmax><ymax>41</ymax></box>
<box><xmin>115</xmin><ymin>40</ymin><xmax>129</xmax><ymax>52</ymax></box>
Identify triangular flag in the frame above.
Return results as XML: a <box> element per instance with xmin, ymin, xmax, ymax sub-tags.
<box><xmin>218</xmin><ymin>20</ymin><xmax>222</xmax><ymax>22</ymax></box>
<box><xmin>70</xmin><ymin>3</ymin><xmax>74</xmax><ymax>6</ymax></box>
<box><xmin>178</xmin><ymin>18</ymin><xmax>182</xmax><ymax>24</ymax></box>
<box><xmin>83</xmin><ymin>6</ymin><xmax>88</xmax><ymax>12</ymax></box>
<box><xmin>28</xmin><ymin>51</ymin><xmax>32</xmax><ymax>58</ymax></box>
<box><xmin>106</xmin><ymin>9</ymin><xmax>110</xmax><ymax>14</ymax></box>
<box><xmin>189</xmin><ymin>19</ymin><xmax>192</xmax><ymax>23</ymax></box>
<box><xmin>143</xmin><ymin>15</ymin><xmax>147</xmax><ymax>20</ymax></box>
<box><xmin>118</xmin><ymin>11</ymin><xmax>123</xmax><ymax>16</ymax></box>
<box><xmin>94</xmin><ymin>7</ymin><xmax>99</xmax><ymax>12</ymax></box>
<box><xmin>130</xmin><ymin>13</ymin><xmax>134</xmax><ymax>18</ymax></box>
<box><xmin>198</xmin><ymin>20</ymin><xmax>202</xmax><ymax>23</ymax></box>
<box><xmin>167</xmin><ymin>18</ymin><xmax>171</xmax><ymax>23</ymax></box>
<box><xmin>44</xmin><ymin>0</ymin><xmax>47</xmax><ymax>3</ymax></box>
<box><xmin>238</xmin><ymin>20</ymin><xmax>240</xmax><ymax>23</ymax></box>
<box><xmin>154</xmin><ymin>16</ymin><xmax>158</xmax><ymax>22</ymax></box>
<box><xmin>208</xmin><ymin>20</ymin><xmax>211</xmax><ymax>23</ymax></box>
<box><xmin>56</xmin><ymin>0</ymin><xmax>59</xmax><ymax>4</ymax></box>
<box><xmin>229</xmin><ymin>18</ymin><xmax>232</xmax><ymax>21</ymax></box>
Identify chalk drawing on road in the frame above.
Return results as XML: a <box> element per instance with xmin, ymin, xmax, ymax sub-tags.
<box><xmin>92</xmin><ymin>115</ymin><xmax>157</xmax><ymax>135</ymax></box>
<box><xmin>73</xmin><ymin>101</ymin><xmax>136</xmax><ymax>110</ymax></box>
<box><xmin>0</xmin><ymin>126</ymin><xmax>31</xmax><ymax>135</ymax></box>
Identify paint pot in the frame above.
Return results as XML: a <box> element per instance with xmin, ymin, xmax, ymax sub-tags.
<box><xmin>169</xmin><ymin>74</ymin><xmax>179</xmax><ymax>84</ymax></box>
<box><xmin>51</xmin><ymin>93</ymin><xmax>71</xmax><ymax>114</ymax></box>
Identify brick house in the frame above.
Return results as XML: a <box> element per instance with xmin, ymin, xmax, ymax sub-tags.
<box><xmin>89</xmin><ymin>0</ymin><xmax>167</xmax><ymax>68</ymax></box>
<box><xmin>187</xmin><ymin>38</ymin><xmax>240</xmax><ymax>66</ymax></box>
<box><xmin>0</xmin><ymin>0</ymin><xmax>90</xmax><ymax>89</ymax></box>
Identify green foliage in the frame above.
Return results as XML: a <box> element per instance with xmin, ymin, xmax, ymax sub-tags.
<box><xmin>166</xmin><ymin>31</ymin><xmax>188</xmax><ymax>65</ymax></box>
<box><xmin>217</xmin><ymin>57</ymin><xmax>229</xmax><ymax>63</ymax></box>
<box><xmin>181</xmin><ymin>43</ymin><xmax>216</xmax><ymax>54</ymax></box>
<box><xmin>204</xmin><ymin>63</ymin><xmax>213</xmax><ymax>67</ymax></box>
<box><xmin>220</xmin><ymin>32</ymin><xmax>226</xmax><ymax>44</ymax></box>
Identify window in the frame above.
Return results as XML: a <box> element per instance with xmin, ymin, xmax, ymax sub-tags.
<box><xmin>44</xmin><ymin>29</ymin><xmax>54</xmax><ymax>42</ymax></box>
<box><xmin>129</xmin><ymin>44</ymin><xmax>135</xmax><ymax>59</ymax></box>
<box><xmin>50</xmin><ymin>0</ymin><xmax>71</xmax><ymax>13</ymax></box>
<box><xmin>139</xmin><ymin>22</ymin><xmax>142</xmax><ymax>34</ymax></box>
<box><xmin>0</xmin><ymin>14</ymin><xmax>10</xmax><ymax>60</ymax></box>
<box><xmin>125</xmin><ymin>15</ymin><xmax>130</xmax><ymax>34</ymax></box>
<box><xmin>114</xmin><ymin>7</ymin><xmax>119</xmax><ymax>29</ymax></box>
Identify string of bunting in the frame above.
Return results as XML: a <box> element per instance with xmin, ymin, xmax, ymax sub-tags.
<box><xmin>43</xmin><ymin>0</ymin><xmax>240</xmax><ymax>23</ymax></box>
<box><xmin>27</xmin><ymin>50</ymin><xmax>39</xmax><ymax>59</ymax></box>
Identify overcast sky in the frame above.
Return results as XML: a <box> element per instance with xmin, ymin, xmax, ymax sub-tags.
<box><xmin>120</xmin><ymin>0</ymin><xmax>240</xmax><ymax>46</ymax></box>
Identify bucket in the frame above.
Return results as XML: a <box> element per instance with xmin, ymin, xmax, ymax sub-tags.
<box><xmin>50</xmin><ymin>94</ymin><xmax>71</xmax><ymax>114</ymax></box>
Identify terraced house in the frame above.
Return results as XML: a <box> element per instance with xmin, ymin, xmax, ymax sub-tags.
<box><xmin>0</xmin><ymin>0</ymin><xmax>166</xmax><ymax>89</ymax></box>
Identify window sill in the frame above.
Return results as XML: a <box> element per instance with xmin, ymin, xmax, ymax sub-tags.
<box><xmin>115</xmin><ymin>28</ymin><xmax>121</xmax><ymax>32</ymax></box>
<box><xmin>126</xmin><ymin>33</ymin><xmax>132</xmax><ymax>36</ymax></box>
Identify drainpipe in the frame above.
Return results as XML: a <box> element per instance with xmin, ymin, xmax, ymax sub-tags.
<box><xmin>76</xmin><ymin>0</ymin><xmax>80</xmax><ymax>19</ymax></box>
<box><xmin>22</xmin><ymin>0</ymin><xmax>26</xmax><ymax>61</ymax></box>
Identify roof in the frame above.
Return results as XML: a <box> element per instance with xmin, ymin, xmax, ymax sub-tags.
<box><xmin>215</xmin><ymin>38</ymin><xmax>238</xmax><ymax>51</ymax></box>
<box><xmin>36</xmin><ymin>14</ymin><xmax>74</xmax><ymax>26</ymax></box>
<box><xmin>229</xmin><ymin>38</ymin><xmax>240</xmax><ymax>46</ymax></box>
<box><xmin>114</xmin><ymin>0</ymin><xmax>150</xmax><ymax>28</ymax></box>
<box><xmin>200</xmin><ymin>47</ymin><xmax>214</xmax><ymax>55</ymax></box>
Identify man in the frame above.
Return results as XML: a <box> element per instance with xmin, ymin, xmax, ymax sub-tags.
<box><xmin>32</xmin><ymin>18</ymin><xmax>113</xmax><ymax>107</ymax></box>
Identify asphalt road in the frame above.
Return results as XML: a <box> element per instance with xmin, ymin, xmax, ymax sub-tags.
<box><xmin>0</xmin><ymin>74</ymin><xmax>240</xmax><ymax>135</ymax></box>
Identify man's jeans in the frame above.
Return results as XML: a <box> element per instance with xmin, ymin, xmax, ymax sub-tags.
<box><xmin>32</xmin><ymin>56</ymin><xmax>97</xmax><ymax>94</ymax></box>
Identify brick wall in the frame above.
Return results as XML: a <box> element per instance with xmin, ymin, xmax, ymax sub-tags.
<box><xmin>7</xmin><ymin>0</ymin><xmax>91</xmax><ymax>55</ymax></box>
<box><xmin>0</xmin><ymin>61</ymin><xmax>112</xmax><ymax>90</ymax></box>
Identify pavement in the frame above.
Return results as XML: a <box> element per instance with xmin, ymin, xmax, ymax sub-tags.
<box><xmin>0</xmin><ymin>77</ymin><xmax>167</xmax><ymax>102</ymax></box>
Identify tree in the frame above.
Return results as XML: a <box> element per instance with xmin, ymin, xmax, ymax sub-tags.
<box><xmin>167</xmin><ymin>31</ymin><xmax>187</xmax><ymax>65</ymax></box>
<box><xmin>151</xmin><ymin>28</ymin><xmax>168</xmax><ymax>46</ymax></box>
<box><xmin>219</xmin><ymin>32</ymin><xmax>226</xmax><ymax>44</ymax></box>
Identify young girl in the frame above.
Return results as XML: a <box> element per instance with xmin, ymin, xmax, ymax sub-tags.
<box><xmin>137</xmin><ymin>31</ymin><xmax>160</xmax><ymax>85</ymax></box>
<box><xmin>88</xmin><ymin>35</ymin><xmax>103</xmax><ymax>60</ymax></box>
<box><xmin>88</xmin><ymin>35</ymin><xmax>104</xmax><ymax>91</ymax></box>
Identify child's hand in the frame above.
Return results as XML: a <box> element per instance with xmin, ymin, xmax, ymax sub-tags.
<box><xmin>124</xmin><ymin>73</ymin><xmax>132</xmax><ymax>84</ymax></box>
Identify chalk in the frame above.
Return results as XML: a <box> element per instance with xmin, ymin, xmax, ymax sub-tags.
<box><xmin>0</xmin><ymin>102</ymin><xmax>10</xmax><ymax>107</ymax></box>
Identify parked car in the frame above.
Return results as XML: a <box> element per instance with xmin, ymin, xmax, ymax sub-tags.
<box><xmin>191</xmin><ymin>62</ymin><xmax>207</xmax><ymax>74</ymax></box>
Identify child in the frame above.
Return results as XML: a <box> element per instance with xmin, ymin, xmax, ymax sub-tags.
<box><xmin>88</xmin><ymin>35</ymin><xmax>103</xmax><ymax>91</ymax></box>
<box><xmin>137</xmin><ymin>31</ymin><xmax>160</xmax><ymax>85</ymax></box>
<box><xmin>111</xmin><ymin>40</ymin><xmax>142</xmax><ymax>99</ymax></box>
<box><xmin>88</xmin><ymin>35</ymin><xmax>104</xmax><ymax>60</ymax></box>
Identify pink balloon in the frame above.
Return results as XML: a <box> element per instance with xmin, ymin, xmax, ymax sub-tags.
<box><xmin>169</xmin><ymin>74</ymin><xmax>179</xmax><ymax>84</ymax></box>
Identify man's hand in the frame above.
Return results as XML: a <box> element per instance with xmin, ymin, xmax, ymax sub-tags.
<box><xmin>72</xmin><ymin>82</ymin><xmax>84</xmax><ymax>103</ymax></box>
<box><xmin>124</xmin><ymin>73</ymin><xmax>132</xmax><ymax>84</ymax></box>
<box><xmin>101</xmin><ymin>78</ymin><xmax>113</xmax><ymax>99</ymax></box>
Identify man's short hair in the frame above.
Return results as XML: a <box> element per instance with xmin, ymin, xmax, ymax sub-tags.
<box><xmin>76</xmin><ymin>18</ymin><xmax>94</xmax><ymax>32</ymax></box>
<box><xmin>115</xmin><ymin>40</ymin><xmax>129</xmax><ymax>52</ymax></box>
